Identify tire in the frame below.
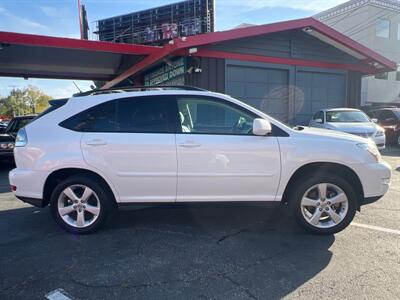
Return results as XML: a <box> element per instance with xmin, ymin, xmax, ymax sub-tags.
<box><xmin>50</xmin><ymin>175</ymin><xmax>113</xmax><ymax>234</ymax></box>
<box><xmin>290</xmin><ymin>173</ymin><xmax>357</xmax><ymax>235</ymax></box>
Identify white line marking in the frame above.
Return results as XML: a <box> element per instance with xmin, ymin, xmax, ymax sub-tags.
<box><xmin>351</xmin><ymin>222</ymin><xmax>400</xmax><ymax>235</ymax></box>
<box><xmin>45</xmin><ymin>289</ymin><xmax>72</xmax><ymax>300</ymax></box>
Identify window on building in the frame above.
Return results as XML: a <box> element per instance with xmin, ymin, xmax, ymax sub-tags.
<box><xmin>397</xmin><ymin>66</ymin><xmax>400</xmax><ymax>81</ymax></box>
<box><xmin>398</xmin><ymin>24</ymin><xmax>400</xmax><ymax>40</ymax></box>
<box><xmin>376</xmin><ymin>19</ymin><xmax>390</xmax><ymax>38</ymax></box>
<box><xmin>375</xmin><ymin>72</ymin><xmax>389</xmax><ymax>80</ymax></box>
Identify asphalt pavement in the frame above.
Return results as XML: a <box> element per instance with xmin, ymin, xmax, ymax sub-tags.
<box><xmin>0</xmin><ymin>149</ymin><xmax>399</xmax><ymax>300</ymax></box>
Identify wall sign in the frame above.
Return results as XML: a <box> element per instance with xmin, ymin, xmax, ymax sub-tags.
<box><xmin>144</xmin><ymin>58</ymin><xmax>186</xmax><ymax>86</ymax></box>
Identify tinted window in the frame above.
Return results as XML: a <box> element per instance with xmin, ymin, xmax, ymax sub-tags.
<box><xmin>6</xmin><ymin>118</ymin><xmax>34</xmax><ymax>134</ymax></box>
<box><xmin>117</xmin><ymin>97</ymin><xmax>175</xmax><ymax>133</ymax></box>
<box><xmin>313</xmin><ymin>111</ymin><xmax>324</xmax><ymax>122</ymax></box>
<box><xmin>60</xmin><ymin>97</ymin><xmax>176</xmax><ymax>133</ymax></box>
<box><xmin>61</xmin><ymin>100</ymin><xmax>117</xmax><ymax>132</ymax></box>
<box><xmin>177</xmin><ymin>97</ymin><xmax>255</xmax><ymax>135</ymax></box>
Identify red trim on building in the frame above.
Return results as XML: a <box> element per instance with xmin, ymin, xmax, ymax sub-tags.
<box><xmin>173</xmin><ymin>18</ymin><xmax>396</xmax><ymax>72</ymax></box>
<box><xmin>0</xmin><ymin>31</ymin><xmax>160</xmax><ymax>55</ymax></box>
<box><xmin>101</xmin><ymin>46</ymin><xmax>174</xmax><ymax>89</ymax></box>
<box><xmin>178</xmin><ymin>49</ymin><xmax>377</xmax><ymax>74</ymax></box>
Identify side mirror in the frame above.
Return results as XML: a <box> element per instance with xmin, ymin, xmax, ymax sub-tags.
<box><xmin>253</xmin><ymin>118</ymin><xmax>272</xmax><ymax>136</ymax></box>
<box><xmin>315</xmin><ymin>118</ymin><xmax>323</xmax><ymax>124</ymax></box>
<box><xmin>371</xmin><ymin>118</ymin><xmax>378</xmax><ymax>123</ymax></box>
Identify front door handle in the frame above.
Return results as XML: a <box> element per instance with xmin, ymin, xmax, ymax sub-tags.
<box><xmin>179</xmin><ymin>142</ymin><xmax>201</xmax><ymax>148</ymax></box>
<box><xmin>86</xmin><ymin>139</ymin><xmax>107</xmax><ymax>146</ymax></box>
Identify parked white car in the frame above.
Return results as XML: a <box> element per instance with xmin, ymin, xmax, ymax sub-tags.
<box><xmin>9</xmin><ymin>87</ymin><xmax>391</xmax><ymax>235</ymax></box>
<box><xmin>309</xmin><ymin>108</ymin><xmax>386</xmax><ymax>150</ymax></box>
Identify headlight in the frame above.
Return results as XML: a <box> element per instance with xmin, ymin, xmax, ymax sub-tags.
<box><xmin>15</xmin><ymin>128</ymin><xmax>27</xmax><ymax>147</ymax></box>
<box><xmin>357</xmin><ymin>143</ymin><xmax>381</xmax><ymax>162</ymax></box>
<box><xmin>375</xmin><ymin>127</ymin><xmax>385</xmax><ymax>137</ymax></box>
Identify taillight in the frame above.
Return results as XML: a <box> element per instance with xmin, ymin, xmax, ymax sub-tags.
<box><xmin>15</xmin><ymin>128</ymin><xmax>27</xmax><ymax>147</ymax></box>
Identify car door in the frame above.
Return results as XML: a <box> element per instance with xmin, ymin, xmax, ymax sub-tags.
<box><xmin>71</xmin><ymin>96</ymin><xmax>178</xmax><ymax>203</ymax></box>
<box><xmin>175</xmin><ymin>95</ymin><xmax>281</xmax><ymax>202</ymax></box>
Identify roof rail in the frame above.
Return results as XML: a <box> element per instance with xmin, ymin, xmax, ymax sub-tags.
<box><xmin>74</xmin><ymin>85</ymin><xmax>208</xmax><ymax>97</ymax></box>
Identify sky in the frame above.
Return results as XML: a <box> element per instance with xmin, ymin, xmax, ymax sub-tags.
<box><xmin>0</xmin><ymin>0</ymin><xmax>349</xmax><ymax>98</ymax></box>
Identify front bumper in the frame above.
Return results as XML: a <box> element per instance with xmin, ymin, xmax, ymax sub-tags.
<box><xmin>371</xmin><ymin>135</ymin><xmax>386</xmax><ymax>150</ymax></box>
<box><xmin>351</xmin><ymin>160</ymin><xmax>391</xmax><ymax>199</ymax></box>
<box><xmin>0</xmin><ymin>151</ymin><xmax>14</xmax><ymax>159</ymax></box>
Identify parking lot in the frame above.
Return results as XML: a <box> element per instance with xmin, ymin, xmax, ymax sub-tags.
<box><xmin>0</xmin><ymin>149</ymin><xmax>399</xmax><ymax>300</ymax></box>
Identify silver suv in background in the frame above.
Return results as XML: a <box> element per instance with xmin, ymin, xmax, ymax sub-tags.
<box><xmin>309</xmin><ymin>108</ymin><xmax>386</xmax><ymax>150</ymax></box>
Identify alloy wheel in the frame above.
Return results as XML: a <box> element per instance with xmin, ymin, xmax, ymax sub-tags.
<box><xmin>57</xmin><ymin>184</ymin><xmax>101</xmax><ymax>228</ymax></box>
<box><xmin>300</xmin><ymin>183</ymin><xmax>349</xmax><ymax>229</ymax></box>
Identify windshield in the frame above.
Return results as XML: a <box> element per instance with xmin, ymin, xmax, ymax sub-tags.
<box><xmin>6</xmin><ymin>118</ymin><xmax>33</xmax><ymax>134</ymax></box>
<box><xmin>326</xmin><ymin>111</ymin><xmax>370</xmax><ymax>123</ymax></box>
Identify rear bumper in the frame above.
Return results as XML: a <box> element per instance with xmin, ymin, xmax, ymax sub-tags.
<box><xmin>16</xmin><ymin>196</ymin><xmax>45</xmax><ymax>208</ymax></box>
<box><xmin>9</xmin><ymin>168</ymin><xmax>49</xmax><ymax>200</ymax></box>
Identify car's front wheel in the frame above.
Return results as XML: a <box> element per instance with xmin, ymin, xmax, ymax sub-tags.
<box><xmin>291</xmin><ymin>173</ymin><xmax>357</xmax><ymax>234</ymax></box>
<box><xmin>50</xmin><ymin>175</ymin><xmax>112</xmax><ymax>234</ymax></box>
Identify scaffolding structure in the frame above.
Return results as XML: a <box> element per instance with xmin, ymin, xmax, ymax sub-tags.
<box><xmin>94</xmin><ymin>0</ymin><xmax>215</xmax><ymax>45</ymax></box>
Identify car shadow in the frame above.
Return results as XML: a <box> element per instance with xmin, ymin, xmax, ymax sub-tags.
<box><xmin>0</xmin><ymin>203</ymin><xmax>334</xmax><ymax>299</ymax></box>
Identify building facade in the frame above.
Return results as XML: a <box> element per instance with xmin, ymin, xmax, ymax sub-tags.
<box><xmin>316</xmin><ymin>0</ymin><xmax>400</xmax><ymax>105</ymax></box>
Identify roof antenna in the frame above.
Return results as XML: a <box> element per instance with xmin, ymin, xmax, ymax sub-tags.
<box><xmin>73</xmin><ymin>81</ymin><xmax>83</xmax><ymax>93</ymax></box>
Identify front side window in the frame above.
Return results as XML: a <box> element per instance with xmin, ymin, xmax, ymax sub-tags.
<box><xmin>326</xmin><ymin>111</ymin><xmax>370</xmax><ymax>123</ymax></box>
<box><xmin>60</xmin><ymin>96</ymin><xmax>176</xmax><ymax>133</ymax></box>
<box><xmin>177</xmin><ymin>97</ymin><xmax>255</xmax><ymax>135</ymax></box>
<box><xmin>313</xmin><ymin>111</ymin><xmax>324</xmax><ymax>122</ymax></box>
<box><xmin>376</xmin><ymin>19</ymin><xmax>390</xmax><ymax>38</ymax></box>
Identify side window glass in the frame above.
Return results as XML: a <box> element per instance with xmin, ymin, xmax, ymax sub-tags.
<box><xmin>177</xmin><ymin>97</ymin><xmax>255</xmax><ymax>135</ymax></box>
<box><xmin>60</xmin><ymin>100</ymin><xmax>117</xmax><ymax>132</ymax></box>
<box><xmin>313</xmin><ymin>111</ymin><xmax>324</xmax><ymax>122</ymax></box>
<box><xmin>116</xmin><ymin>97</ymin><xmax>175</xmax><ymax>133</ymax></box>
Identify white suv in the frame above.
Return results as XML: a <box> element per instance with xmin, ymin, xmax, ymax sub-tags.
<box><xmin>9</xmin><ymin>87</ymin><xmax>391</xmax><ymax>234</ymax></box>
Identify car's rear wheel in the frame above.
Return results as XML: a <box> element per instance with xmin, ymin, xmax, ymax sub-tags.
<box><xmin>291</xmin><ymin>174</ymin><xmax>357</xmax><ymax>234</ymax></box>
<box><xmin>50</xmin><ymin>176</ymin><xmax>112</xmax><ymax>234</ymax></box>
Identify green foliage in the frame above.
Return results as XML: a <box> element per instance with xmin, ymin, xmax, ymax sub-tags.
<box><xmin>0</xmin><ymin>85</ymin><xmax>52</xmax><ymax>117</ymax></box>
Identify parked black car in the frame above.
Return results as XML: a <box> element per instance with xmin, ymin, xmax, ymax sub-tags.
<box><xmin>368</xmin><ymin>108</ymin><xmax>400</xmax><ymax>146</ymax></box>
<box><xmin>0</xmin><ymin>115</ymin><xmax>36</xmax><ymax>162</ymax></box>
<box><xmin>0</xmin><ymin>122</ymin><xmax>8</xmax><ymax>134</ymax></box>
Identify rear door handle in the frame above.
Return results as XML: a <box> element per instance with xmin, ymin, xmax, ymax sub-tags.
<box><xmin>86</xmin><ymin>139</ymin><xmax>107</xmax><ymax>146</ymax></box>
<box><xmin>179</xmin><ymin>142</ymin><xmax>201</xmax><ymax>148</ymax></box>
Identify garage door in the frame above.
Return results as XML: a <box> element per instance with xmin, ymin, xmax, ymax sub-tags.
<box><xmin>226</xmin><ymin>64</ymin><xmax>290</xmax><ymax>123</ymax></box>
<box><xmin>295</xmin><ymin>71</ymin><xmax>346</xmax><ymax>125</ymax></box>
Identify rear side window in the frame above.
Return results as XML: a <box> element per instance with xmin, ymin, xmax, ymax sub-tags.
<box><xmin>61</xmin><ymin>100</ymin><xmax>117</xmax><ymax>132</ymax></box>
<box><xmin>60</xmin><ymin>96</ymin><xmax>177</xmax><ymax>133</ymax></box>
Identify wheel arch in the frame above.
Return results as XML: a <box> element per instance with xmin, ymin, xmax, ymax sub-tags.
<box><xmin>281</xmin><ymin>162</ymin><xmax>364</xmax><ymax>209</ymax></box>
<box><xmin>42</xmin><ymin>168</ymin><xmax>118</xmax><ymax>207</ymax></box>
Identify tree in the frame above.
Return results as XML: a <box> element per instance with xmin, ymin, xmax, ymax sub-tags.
<box><xmin>0</xmin><ymin>85</ymin><xmax>52</xmax><ymax>117</ymax></box>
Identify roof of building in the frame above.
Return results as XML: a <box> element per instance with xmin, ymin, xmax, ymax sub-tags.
<box><xmin>0</xmin><ymin>17</ymin><xmax>397</xmax><ymax>89</ymax></box>
<box><xmin>315</xmin><ymin>0</ymin><xmax>400</xmax><ymax>22</ymax></box>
